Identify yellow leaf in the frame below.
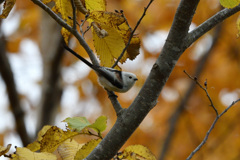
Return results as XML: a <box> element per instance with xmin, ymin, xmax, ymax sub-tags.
<box><xmin>0</xmin><ymin>0</ymin><xmax>16</xmax><ymax>19</ymax></box>
<box><xmin>12</xmin><ymin>147</ymin><xmax>57</xmax><ymax>160</ymax></box>
<box><xmin>58</xmin><ymin>139</ymin><xmax>84</xmax><ymax>160</ymax></box>
<box><xmin>89</xmin><ymin>11</ymin><xmax>140</xmax><ymax>67</ymax></box>
<box><xmin>74</xmin><ymin>139</ymin><xmax>101</xmax><ymax>160</ymax></box>
<box><xmin>117</xmin><ymin>22</ymin><xmax>140</xmax><ymax>59</ymax></box>
<box><xmin>89</xmin><ymin>11</ymin><xmax>125</xmax><ymax>27</ymax></box>
<box><xmin>220</xmin><ymin>0</ymin><xmax>240</xmax><ymax>8</ymax></box>
<box><xmin>126</xmin><ymin>36</ymin><xmax>141</xmax><ymax>60</ymax></box>
<box><xmin>40</xmin><ymin>126</ymin><xmax>79</xmax><ymax>152</ymax></box>
<box><xmin>52</xmin><ymin>0</ymin><xmax>73</xmax><ymax>43</ymax></box>
<box><xmin>120</xmin><ymin>145</ymin><xmax>156</xmax><ymax>160</ymax></box>
<box><xmin>41</xmin><ymin>0</ymin><xmax>73</xmax><ymax>43</ymax></box>
<box><xmin>27</xmin><ymin>125</ymin><xmax>52</xmax><ymax>152</ymax></box>
<box><xmin>85</xmin><ymin>0</ymin><xmax>106</xmax><ymax>12</ymax></box>
<box><xmin>0</xmin><ymin>144</ymin><xmax>11</xmax><ymax>157</ymax></box>
<box><xmin>93</xmin><ymin>23</ymin><xmax>126</xmax><ymax>68</ymax></box>
<box><xmin>73</xmin><ymin>0</ymin><xmax>88</xmax><ymax>14</ymax></box>
<box><xmin>237</xmin><ymin>16</ymin><xmax>240</xmax><ymax>38</ymax></box>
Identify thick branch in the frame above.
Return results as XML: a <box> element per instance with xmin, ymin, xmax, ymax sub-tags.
<box><xmin>36</xmin><ymin>11</ymin><xmax>64</xmax><ymax>132</ymax></box>
<box><xmin>86</xmin><ymin>0</ymin><xmax>200</xmax><ymax>159</ymax></box>
<box><xmin>0</xmin><ymin>35</ymin><xmax>30</xmax><ymax>146</ymax></box>
<box><xmin>158</xmin><ymin>24</ymin><xmax>222</xmax><ymax>160</ymax></box>
<box><xmin>186</xmin><ymin>5</ymin><xmax>240</xmax><ymax>48</ymax></box>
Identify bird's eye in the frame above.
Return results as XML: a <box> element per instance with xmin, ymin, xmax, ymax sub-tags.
<box><xmin>129</xmin><ymin>76</ymin><xmax>132</xmax><ymax>79</ymax></box>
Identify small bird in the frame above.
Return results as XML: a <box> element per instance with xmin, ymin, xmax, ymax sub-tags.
<box><xmin>64</xmin><ymin>45</ymin><xmax>138</xmax><ymax>93</ymax></box>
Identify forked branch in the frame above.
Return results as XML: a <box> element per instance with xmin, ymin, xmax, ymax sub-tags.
<box><xmin>184</xmin><ymin>71</ymin><xmax>240</xmax><ymax>160</ymax></box>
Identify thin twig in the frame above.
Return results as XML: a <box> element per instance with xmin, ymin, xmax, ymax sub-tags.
<box><xmin>83</xmin><ymin>25</ymin><xmax>91</xmax><ymax>36</ymax></box>
<box><xmin>183</xmin><ymin>70</ymin><xmax>218</xmax><ymax>115</ymax></box>
<box><xmin>184</xmin><ymin>71</ymin><xmax>240</xmax><ymax>160</ymax></box>
<box><xmin>111</xmin><ymin>0</ymin><xmax>154</xmax><ymax>68</ymax></box>
<box><xmin>68</xmin><ymin>16</ymin><xmax>81</xmax><ymax>27</ymax></box>
<box><xmin>186</xmin><ymin>98</ymin><xmax>240</xmax><ymax>160</ymax></box>
<box><xmin>80</xmin><ymin>14</ymin><xmax>89</xmax><ymax>37</ymax></box>
<box><xmin>31</xmin><ymin>0</ymin><xmax>99</xmax><ymax>66</ymax></box>
<box><xmin>158</xmin><ymin>24</ymin><xmax>222</xmax><ymax>160</ymax></box>
<box><xmin>120</xmin><ymin>10</ymin><xmax>132</xmax><ymax>32</ymax></box>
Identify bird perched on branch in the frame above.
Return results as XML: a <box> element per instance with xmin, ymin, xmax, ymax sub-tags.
<box><xmin>64</xmin><ymin>45</ymin><xmax>138</xmax><ymax>93</ymax></box>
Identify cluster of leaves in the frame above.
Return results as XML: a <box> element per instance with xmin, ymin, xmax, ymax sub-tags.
<box><xmin>43</xmin><ymin>0</ymin><xmax>140</xmax><ymax>68</ymax></box>
<box><xmin>0</xmin><ymin>116</ymin><xmax>156</xmax><ymax>159</ymax></box>
<box><xmin>0</xmin><ymin>0</ymin><xmax>141</xmax><ymax>68</ymax></box>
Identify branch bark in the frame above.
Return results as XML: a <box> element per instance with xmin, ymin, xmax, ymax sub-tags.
<box><xmin>30</xmin><ymin>0</ymin><xmax>99</xmax><ymax>66</ymax></box>
<box><xmin>29</xmin><ymin>0</ymin><xmax>240</xmax><ymax>159</ymax></box>
<box><xmin>158</xmin><ymin>23</ymin><xmax>222</xmax><ymax>160</ymax></box>
<box><xmin>86</xmin><ymin>0</ymin><xmax>200</xmax><ymax>159</ymax></box>
<box><xmin>0</xmin><ymin>32</ymin><xmax>30</xmax><ymax>146</ymax></box>
<box><xmin>36</xmin><ymin>10</ymin><xmax>64</xmax><ymax>132</ymax></box>
<box><xmin>185</xmin><ymin>4</ymin><xmax>240</xmax><ymax>48</ymax></box>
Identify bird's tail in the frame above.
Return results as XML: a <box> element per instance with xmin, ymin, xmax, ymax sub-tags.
<box><xmin>63</xmin><ymin>44</ymin><xmax>94</xmax><ymax>69</ymax></box>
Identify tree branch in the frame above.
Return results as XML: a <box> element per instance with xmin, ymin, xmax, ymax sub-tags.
<box><xmin>111</xmin><ymin>0</ymin><xmax>154</xmax><ymax>68</ymax></box>
<box><xmin>185</xmin><ymin>4</ymin><xmax>240</xmax><ymax>48</ymax></box>
<box><xmin>36</xmin><ymin>10</ymin><xmax>64</xmax><ymax>132</ymax></box>
<box><xmin>86</xmin><ymin>0</ymin><xmax>200</xmax><ymax>159</ymax></box>
<box><xmin>0</xmin><ymin>34</ymin><xmax>30</xmax><ymax>146</ymax></box>
<box><xmin>184</xmin><ymin>72</ymin><xmax>240</xmax><ymax>160</ymax></box>
<box><xmin>30</xmin><ymin>0</ymin><xmax>99</xmax><ymax>66</ymax></box>
<box><xmin>158</xmin><ymin>24</ymin><xmax>222</xmax><ymax>160</ymax></box>
<box><xmin>107</xmin><ymin>91</ymin><xmax>123</xmax><ymax>116</ymax></box>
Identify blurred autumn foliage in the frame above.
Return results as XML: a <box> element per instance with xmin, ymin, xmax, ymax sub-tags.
<box><xmin>0</xmin><ymin>0</ymin><xmax>240</xmax><ymax>159</ymax></box>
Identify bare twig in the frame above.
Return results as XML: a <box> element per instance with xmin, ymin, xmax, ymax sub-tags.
<box><xmin>80</xmin><ymin>14</ymin><xmax>90</xmax><ymax>37</ymax></box>
<box><xmin>183</xmin><ymin>71</ymin><xmax>240</xmax><ymax>160</ymax></box>
<box><xmin>183</xmin><ymin>70</ymin><xmax>218</xmax><ymax>115</ymax></box>
<box><xmin>83</xmin><ymin>25</ymin><xmax>91</xmax><ymax>36</ymax></box>
<box><xmin>120</xmin><ymin>10</ymin><xmax>132</xmax><ymax>32</ymax></box>
<box><xmin>158</xmin><ymin>25</ymin><xmax>221</xmax><ymax>160</ymax></box>
<box><xmin>111</xmin><ymin>0</ymin><xmax>154</xmax><ymax>68</ymax></box>
<box><xmin>31</xmin><ymin>0</ymin><xmax>99</xmax><ymax>66</ymax></box>
<box><xmin>68</xmin><ymin>16</ymin><xmax>81</xmax><ymax>26</ymax></box>
<box><xmin>186</xmin><ymin>99</ymin><xmax>240</xmax><ymax>160</ymax></box>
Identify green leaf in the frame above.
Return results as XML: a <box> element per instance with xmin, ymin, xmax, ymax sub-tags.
<box><xmin>88</xmin><ymin>116</ymin><xmax>107</xmax><ymax>135</ymax></box>
<box><xmin>63</xmin><ymin>117</ymin><xmax>91</xmax><ymax>132</ymax></box>
<box><xmin>220</xmin><ymin>0</ymin><xmax>240</xmax><ymax>8</ymax></box>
